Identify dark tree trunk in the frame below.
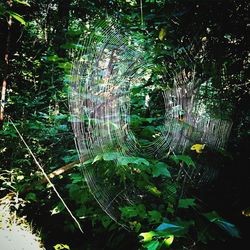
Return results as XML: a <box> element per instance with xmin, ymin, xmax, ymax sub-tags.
<box><xmin>54</xmin><ymin>0</ymin><xmax>71</xmax><ymax>57</ymax></box>
<box><xmin>0</xmin><ymin>0</ymin><xmax>12</xmax><ymax>129</ymax></box>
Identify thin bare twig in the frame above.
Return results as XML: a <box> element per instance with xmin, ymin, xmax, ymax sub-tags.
<box><xmin>8</xmin><ymin>117</ymin><xmax>84</xmax><ymax>234</ymax></box>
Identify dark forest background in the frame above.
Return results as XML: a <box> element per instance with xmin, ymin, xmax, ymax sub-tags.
<box><xmin>0</xmin><ymin>0</ymin><xmax>249</xmax><ymax>249</ymax></box>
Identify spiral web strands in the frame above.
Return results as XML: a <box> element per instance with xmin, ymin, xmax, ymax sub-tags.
<box><xmin>68</xmin><ymin>21</ymin><xmax>233</xmax><ymax>226</ymax></box>
<box><xmin>164</xmin><ymin>70</ymin><xmax>233</xmax><ymax>153</ymax></box>
<box><xmin>69</xmin><ymin>21</ymin><xmax>147</xmax><ymax>227</ymax></box>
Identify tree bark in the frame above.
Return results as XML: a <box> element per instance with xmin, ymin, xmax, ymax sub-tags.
<box><xmin>0</xmin><ymin>0</ymin><xmax>12</xmax><ymax>129</ymax></box>
<box><xmin>54</xmin><ymin>0</ymin><xmax>71</xmax><ymax>57</ymax></box>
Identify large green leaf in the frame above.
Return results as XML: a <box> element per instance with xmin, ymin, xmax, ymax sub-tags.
<box><xmin>139</xmin><ymin>231</ymin><xmax>158</xmax><ymax>243</ymax></box>
<box><xmin>203</xmin><ymin>211</ymin><xmax>240</xmax><ymax>238</ymax></box>
<box><xmin>120</xmin><ymin>204</ymin><xmax>146</xmax><ymax>219</ymax></box>
<box><xmin>178</xmin><ymin>198</ymin><xmax>196</xmax><ymax>208</ymax></box>
<box><xmin>148</xmin><ymin>210</ymin><xmax>162</xmax><ymax>223</ymax></box>
<box><xmin>144</xmin><ymin>240</ymin><xmax>160</xmax><ymax>250</ymax></box>
<box><xmin>170</xmin><ymin>155</ymin><xmax>195</xmax><ymax>167</ymax></box>
<box><xmin>117</xmin><ymin>156</ymin><xmax>149</xmax><ymax>166</ymax></box>
<box><xmin>215</xmin><ymin>219</ymin><xmax>240</xmax><ymax>238</ymax></box>
<box><xmin>8</xmin><ymin>11</ymin><xmax>26</xmax><ymax>25</ymax></box>
<box><xmin>103</xmin><ymin>152</ymin><xmax>120</xmax><ymax>161</ymax></box>
<box><xmin>62</xmin><ymin>154</ymin><xmax>78</xmax><ymax>163</ymax></box>
<box><xmin>152</xmin><ymin>162</ymin><xmax>171</xmax><ymax>177</ymax></box>
<box><xmin>163</xmin><ymin>235</ymin><xmax>174</xmax><ymax>247</ymax></box>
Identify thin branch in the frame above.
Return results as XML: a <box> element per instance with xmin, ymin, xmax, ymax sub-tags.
<box><xmin>140</xmin><ymin>0</ymin><xmax>144</xmax><ymax>26</ymax></box>
<box><xmin>9</xmin><ymin>117</ymin><xmax>84</xmax><ymax>233</ymax></box>
<box><xmin>41</xmin><ymin>160</ymin><xmax>80</xmax><ymax>184</ymax></box>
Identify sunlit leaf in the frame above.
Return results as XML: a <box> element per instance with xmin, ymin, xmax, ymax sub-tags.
<box><xmin>13</xmin><ymin>0</ymin><xmax>31</xmax><ymax>7</ymax></box>
<box><xmin>146</xmin><ymin>185</ymin><xmax>161</xmax><ymax>197</ymax></box>
<box><xmin>159</xmin><ymin>28</ymin><xmax>166</xmax><ymax>41</ymax></box>
<box><xmin>191</xmin><ymin>144</ymin><xmax>205</xmax><ymax>153</ymax></box>
<box><xmin>92</xmin><ymin>154</ymin><xmax>103</xmax><ymax>163</ymax></box>
<box><xmin>242</xmin><ymin>207</ymin><xmax>250</xmax><ymax>217</ymax></box>
<box><xmin>53</xmin><ymin>244</ymin><xmax>70</xmax><ymax>250</ymax></box>
<box><xmin>163</xmin><ymin>235</ymin><xmax>174</xmax><ymax>247</ymax></box>
<box><xmin>50</xmin><ymin>202</ymin><xmax>65</xmax><ymax>215</ymax></box>
<box><xmin>139</xmin><ymin>231</ymin><xmax>157</xmax><ymax>242</ymax></box>
<box><xmin>8</xmin><ymin>11</ymin><xmax>26</xmax><ymax>25</ymax></box>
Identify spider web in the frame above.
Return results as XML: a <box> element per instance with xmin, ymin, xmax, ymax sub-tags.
<box><xmin>68</xmin><ymin>20</ymin><xmax>233</xmax><ymax>226</ymax></box>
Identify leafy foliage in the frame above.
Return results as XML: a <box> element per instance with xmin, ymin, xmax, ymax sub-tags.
<box><xmin>0</xmin><ymin>0</ymin><xmax>249</xmax><ymax>249</ymax></box>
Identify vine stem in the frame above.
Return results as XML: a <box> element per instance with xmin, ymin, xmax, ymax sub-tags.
<box><xmin>140</xmin><ymin>0</ymin><xmax>144</xmax><ymax>26</ymax></box>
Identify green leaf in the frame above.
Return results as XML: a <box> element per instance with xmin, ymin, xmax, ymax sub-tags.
<box><xmin>82</xmin><ymin>159</ymin><xmax>93</xmax><ymax>165</ymax></box>
<box><xmin>130</xmin><ymin>221</ymin><xmax>142</xmax><ymax>233</ymax></box>
<box><xmin>103</xmin><ymin>152</ymin><xmax>120</xmax><ymax>161</ymax></box>
<box><xmin>25</xmin><ymin>192</ymin><xmax>37</xmax><ymax>201</ymax></box>
<box><xmin>148</xmin><ymin>210</ymin><xmax>162</xmax><ymax>223</ymax></box>
<box><xmin>62</xmin><ymin>155</ymin><xmax>78</xmax><ymax>163</ymax></box>
<box><xmin>120</xmin><ymin>206</ymin><xmax>139</xmax><ymax>218</ymax></box>
<box><xmin>215</xmin><ymin>219</ymin><xmax>240</xmax><ymax>238</ymax></box>
<box><xmin>101</xmin><ymin>216</ymin><xmax>112</xmax><ymax>228</ymax></box>
<box><xmin>203</xmin><ymin>211</ymin><xmax>220</xmax><ymax>222</ymax></box>
<box><xmin>13</xmin><ymin>0</ymin><xmax>30</xmax><ymax>6</ymax></box>
<box><xmin>120</xmin><ymin>204</ymin><xmax>146</xmax><ymax>219</ymax></box>
<box><xmin>146</xmin><ymin>185</ymin><xmax>161</xmax><ymax>197</ymax></box>
<box><xmin>117</xmin><ymin>156</ymin><xmax>131</xmax><ymax>166</ymax></box>
<box><xmin>134</xmin><ymin>157</ymin><xmax>150</xmax><ymax>166</ymax></box>
<box><xmin>0</xmin><ymin>3</ymin><xmax>7</xmax><ymax>16</ymax></box>
<box><xmin>45</xmin><ymin>55</ymin><xmax>63</xmax><ymax>62</ymax></box>
<box><xmin>152</xmin><ymin>162</ymin><xmax>171</xmax><ymax>178</ymax></box>
<box><xmin>92</xmin><ymin>154</ymin><xmax>103</xmax><ymax>163</ymax></box>
<box><xmin>163</xmin><ymin>235</ymin><xmax>174</xmax><ymax>247</ymax></box>
<box><xmin>50</xmin><ymin>202</ymin><xmax>65</xmax><ymax>215</ymax></box>
<box><xmin>117</xmin><ymin>156</ymin><xmax>149</xmax><ymax>166</ymax></box>
<box><xmin>178</xmin><ymin>198</ymin><xmax>196</xmax><ymax>208</ymax></box>
<box><xmin>53</xmin><ymin>244</ymin><xmax>70</xmax><ymax>250</ymax></box>
<box><xmin>8</xmin><ymin>11</ymin><xmax>26</xmax><ymax>25</ymax></box>
<box><xmin>58</xmin><ymin>62</ymin><xmax>72</xmax><ymax>70</ymax></box>
<box><xmin>60</xmin><ymin>43</ymin><xmax>85</xmax><ymax>50</ymax></box>
<box><xmin>203</xmin><ymin>211</ymin><xmax>240</xmax><ymax>238</ymax></box>
<box><xmin>139</xmin><ymin>231</ymin><xmax>157</xmax><ymax>243</ymax></box>
<box><xmin>170</xmin><ymin>155</ymin><xmax>195</xmax><ymax>167</ymax></box>
<box><xmin>144</xmin><ymin>240</ymin><xmax>160</xmax><ymax>250</ymax></box>
<box><xmin>69</xmin><ymin>173</ymin><xmax>82</xmax><ymax>184</ymax></box>
<box><xmin>159</xmin><ymin>28</ymin><xmax>166</xmax><ymax>41</ymax></box>
<box><xmin>0</xmin><ymin>129</ymin><xmax>17</xmax><ymax>137</ymax></box>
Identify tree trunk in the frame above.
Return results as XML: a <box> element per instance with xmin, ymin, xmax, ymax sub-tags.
<box><xmin>54</xmin><ymin>0</ymin><xmax>71</xmax><ymax>57</ymax></box>
<box><xmin>0</xmin><ymin>0</ymin><xmax>12</xmax><ymax>129</ymax></box>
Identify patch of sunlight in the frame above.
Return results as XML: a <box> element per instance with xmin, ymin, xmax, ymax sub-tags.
<box><xmin>0</xmin><ymin>198</ymin><xmax>44</xmax><ymax>250</ymax></box>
